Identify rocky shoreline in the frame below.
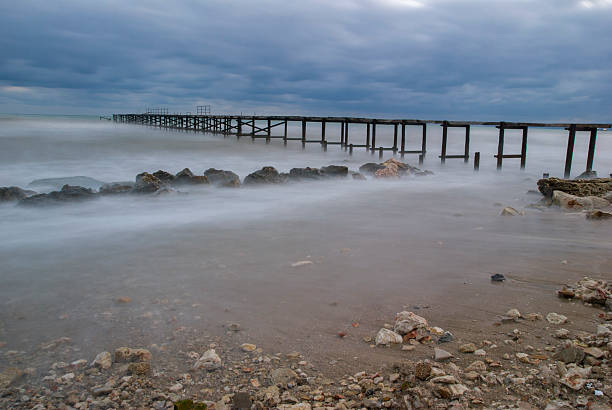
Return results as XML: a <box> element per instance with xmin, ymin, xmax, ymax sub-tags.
<box><xmin>0</xmin><ymin>159</ymin><xmax>431</xmax><ymax>207</ymax></box>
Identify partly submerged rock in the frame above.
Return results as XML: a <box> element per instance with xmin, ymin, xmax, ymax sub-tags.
<box><xmin>99</xmin><ymin>182</ymin><xmax>134</xmax><ymax>195</ymax></box>
<box><xmin>321</xmin><ymin>165</ymin><xmax>349</xmax><ymax>177</ymax></box>
<box><xmin>551</xmin><ymin>190</ymin><xmax>609</xmax><ymax>210</ymax></box>
<box><xmin>193</xmin><ymin>349</ymin><xmax>222</xmax><ymax>371</ymax></box>
<box><xmin>586</xmin><ymin>210</ymin><xmax>612</xmax><ymax>220</ymax></box>
<box><xmin>174</xmin><ymin>168</ymin><xmax>209</xmax><ymax>185</ymax></box>
<box><xmin>537</xmin><ymin>177</ymin><xmax>612</xmax><ymax>198</ymax></box>
<box><xmin>288</xmin><ymin>167</ymin><xmax>324</xmax><ymax>180</ymax></box>
<box><xmin>152</xmin><ymin>170</ymin><xmax>175</xmax><ymax>183</ymax></box>
<box><xmin>28</xmin><ymin>176</ymin><xmax>106</xmax><ymax>191</ymax></box>
<box><xmin>0</xmin><ymin>186</ymin><xmax>35</xmax><ymax>202</ymax></box>
<box><xmin>133</xmin><ymin>172</ymin><xmax>162</xmax><ymax>193</ymax></box>
<box><xmin>19</xmin><ymin>185</ymin><xmax>96</xmax><ymax>206</ymax></box>
<box><xmin>500</xmin><ymin>206</ymin><xmax>522</xmax><ymax>216</ymax></box>
<box><xmin>359</xmin><ymin>163</ymin><xmax>386</xmax><ymax>175</ymax></box>
<box><xmin>243</xmin><ymin>166</ymin><xmax>286</xmax><ymax>185</ymax></box>
<box><xmin>204</xmin><ymin>168</ymin><xmax>240</xmax><ymax>187</ymax></box>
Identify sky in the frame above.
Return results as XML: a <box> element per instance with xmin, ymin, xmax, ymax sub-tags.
<box><xmin>0</xmin><ymin>0</ymin><xmax>611</xmax><ymax>121</ymax></box>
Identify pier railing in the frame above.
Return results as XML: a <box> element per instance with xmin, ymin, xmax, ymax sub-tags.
<box><xmin>113</xmin><ymin>113</ymin><xmax>610</xmax><ymax>178</ymax></box>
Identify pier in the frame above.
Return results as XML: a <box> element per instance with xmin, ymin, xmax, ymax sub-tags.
<box><xmin>113</xmin><ymin>113</ymin><xmax>610</xmax><ymax>178</ymax></box>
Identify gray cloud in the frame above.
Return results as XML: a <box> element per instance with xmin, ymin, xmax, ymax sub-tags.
<box><xmin>0</xmin><ymin>0</ymin><xmax>610</xmax><ymax>121</ymax></box>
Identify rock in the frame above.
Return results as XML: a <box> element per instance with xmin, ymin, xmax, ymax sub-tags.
<box><xmin>555</xmin><ymin>329</ymin><xmax>570</xmax><ymax>339</ymax></box>
<box><xmin>560</xmin><ymin>367</ymin><xmax>590</xmax><ymax>390</ymax></box>
<box><xmin>583</xmin><ymin>347</ymin><xmax>605</xmax><ymax>359</ymax></box>
<box><xmin>0</xmin><ymin>368</ymin><xmax>23</xmax><ymax>389</ymax></box>
<box><xmin>434</xmin><ymin>347</ymin><xmax>453</xmax><ymax>361</ymax></box>
<box><xmin>232</xmin><ymin>392</ymin><xmax>252</xmax><ymax>409</ymax></box>
<box><xmin>537</xmin><ymin>177</ymin><xmax>612</xmax><ymax>198</ymax></box>
<box><xmin>193</xmin><ymin>349</ymin><xmax>222</xmax><ymax>371</ymax></box>
<box><xmin>557</xmin><ymin>287</ymin><xmax>575</xmax><ymax>298</ymax></box>
<box><xmin>551</xmin><ymin>190</ymin><xmax>609</xmax><ymax>210</ymax></box>
<box><xmin>174</xmin><ymin>168</ymin><xmax>209</xmax><ymax>185</ymax></box>
<box><xmin>152</xmin><ymin>170</ymin><xmax>175</xmax><ymax>183</ymax></box>
<box><xmin>169</xmin><ymin>382</ymin><xmax>183</xmax><ymax>392</ymax></box>
<box><xmin>394</xmin><ymin>312</ymin><xmax>427</xmax><ymax>335</ymax></box>
<box><xmin>552</xmin><ymin>345</ymin><xmax>585</xmax><ymax>364</ymax></box>
<box><xmin>437</xmin><ymin>331</ymin><xmax>453</xmax><ymax>343</ymax></box>
<box><xmin>351</xmin><ymin>172</ymin><xmax>366</xmax><ymax>180</ymax></box>
<box><xmin>515</xmin><ymin>352</ymin><xmax>530</xmax><ymax>363</ymax></box>
<box><xmin>243</xmin><ymin>166</ymin><xmax>286</xmax><ymax>185</ymax></box>
<box><xmin>491</xmin><ymin>273</ymin><xmax>505</xmax><ymax>282</ymax></box>
<box><xmin>127</xmin><ymin>362</ymin><xmax>151</xmax><ymax>376</ymax></box>
<box><xmin>241</xmin><ymin>343</ymin><xmax>257</xmax><ymax>352</ymax></box>
<box><xmin>258</xmin><ymin>385</ymin><xmax>280</xmax><ymax>406</ymax></box>
<box><xmin>204</xmin><ymin>168</ymin><xmax>240</xmax><ymax>187</ymax></box>
<box><xmin>28</xmin><ymin>176</ymin><xmax>106</xmax><ymax>191</ymax></box>
<box><xmin>225</xmin><ymin>322</ymin><xmax>241</xmax><ymax>332</ymax></box>
<box><xmin>448</xmin><ymin>384</ymin><xmax>469</xmax><ymax>398</ymax></box>
<box><xmin>431</xmin><ymin>375</ymin><xmax>457</xmax><ymax>384</ymax></box>
<box><xmin>113</xmin><ymin>347</ymin><xmax>152</xmax><ymax>363</ymax></box>
<box><xmin>270</xmin><ymin>368</ymin><xmax>298</xmax><ymax>386</ymax></box>
<box><xmin>414</xmin><ymin>361</ymin><xmax>432</xmax><ymax>380</ymax></box>
<box><xmin>459</xmin><ymin>343</ymin><xmax>477</xmax><ymax>353</ymax></box>
<box><xmin>288</xmin><ymin>167</ymin><xmax>324</xmax><ymax>180</ymax></box>
<box><xmin>474</xmin><ymin>349</ymin><xmax>486</xmax><ymax>356</ymax></box>
<box><xmin>92</xmin><ymin>385</ymin><xmax>113</xmax><ymax>396</ymax></box>
<box><xmin>597</xmin><ymin>324</ymin><xmax>612</xmax><ymax>337</ymax></box>
<box><xmin>500</xmin><ymin>206</ymin><xmax>521</xmax><ymax>216</ymax></box>
<box><xmin>466</xmin><ymin>360</ymin><xmax>486</xmax><ymax>372</ymax></box>
<box><xmin>586</xmin><ymin>210</ymin><xmax>612</xmax><ymax>220</ymax></box>
<box><xmin>321</xmin><ymin>165</ymin><xmax>349</xmax><ymax>177</ymax></box>
<box><xmin>375</xmin><ymin>328</ymin><xmax>403</xmax><ymax>345</ymax></box>
<box><xmin>133</xmin><ymin>172</ymin><xmax>162</xmax><ymax>193</ymax></box>
<box><xmin>506</xmin><ymin>308</ymin><xmax>521</xmax><ymax>319</ymax></box>
<box><xmin>99</xmin><ymin>182</ymin><xmax>134</xmax><ymax>195</ymax></box>
<box><xmin>546</xmin><ymin>312</ymin><xmax>568</xmax><ymax>324</ymax></box>
<box><xmin>0</xmin><ymin>186</ymin><xmax>33</xmax><ymax>202</ymax></box>
<box><xmin>359</xmin><ymin>163</ymin><xmax>386</xmax><ymax>175</ymax></box>
<box><xmin>19</xmin><ymin>184</ymin><xmax>96</xmax><ymax>206</ymax></box>
<box><xmin>91</xmin><ymin>351</ymin><xmax>112</xmax><ymax>370</ymax></box>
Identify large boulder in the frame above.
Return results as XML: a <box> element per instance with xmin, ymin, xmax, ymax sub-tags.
<box><xmin>204</xmin><ymin>168</ymin><xmax>240</xmax><ymax>187</ymax></box>
<box><xmin>552</xmin><ymin>190</ymin><xmax>610</xmax><ymax>210</ymax></box>
<box><xmin>537</xmin><ymin>177</ymin><xmax>612</xmax><ymax>198</ymax></box>
<box><xmin>133</xmin><ymin>172</ymin><xmax>162</xmax><ymax>193</ymax></box>
<box><xmin>0</xmin><ymin>186</ymin><xmax>35</xmax><ymax>202</ymax></box>
<box><xmin>243</xmin><ymin>167</ymin><xmax>287</xmax><ymax>185</ymax></box>
<box><xmin>99</xmin><ymin>182</ymin><xmax>134</xmax><ymax>195</ymax></box>
<box><xmin>19</xmin><ymin>185</ymin><xmax>96</xmax><ymax>206</ymax></box>
<box><xmin>28</xmin><ymin>176</ymin><xmax>106</xmax><ymax>191</ymax></box>
<box><xmin>321</xmin><ymin>165</ymin><xmax>349</xmax><ymax>177</ymax></box>
<box><xmin>173</xmin><ymin>168</ymin><xmax>208</xmax><ymax>185</ymax></box>
<box><xmin>288</xmin><ymin>167</ymin><xmax>324</xmax><ymax>180</ymax></box>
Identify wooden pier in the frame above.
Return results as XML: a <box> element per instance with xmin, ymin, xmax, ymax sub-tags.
<box><xmin>113</xmin><ymin>113</ymin><xmax>610</xmax><ymax>178</ymax></box>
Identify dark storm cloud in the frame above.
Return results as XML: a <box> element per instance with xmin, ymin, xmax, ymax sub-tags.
<box><xmin>0</xmin><ymin>0</ymin><xmax>610</xmax><ymax>120</ymax></box>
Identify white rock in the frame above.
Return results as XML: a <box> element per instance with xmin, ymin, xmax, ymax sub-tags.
<box><xmin>500</xmin><ymin>207</ymin><xmax>521</xmax><ymax>216</ymax></box>
<box><xmin>474</xmin><ymin>349</ymin><xmax>486</xmax><ymax>356</ymax></box>
<box><xmin>291</xmin><ymin>261</ymin><xmax>313</xmax><ymax>267</ymax></box>
<box><xmin>552</xmin><ymin>190</ymin><xmax>610</xmax><ymax>210</ymax></box>
<box><xmin>434</xmin><ymin>347</ymin><xmax>453</xmax><ymax>361</ymax></box>
<box><xmin>546</xmin><ymin>312</ymin><xmax>568</xmax><ymax>325</ymax></box>
<box><xmin>193</xmin><ymin>349</ymin><xmax>222</xmax><ymax>370</ymax></box>
<box><xmin>430</xmin><ymin>375</ymin><xmax>457</xmax><ymax>384</ymax></box>
<box><xmin>240</xmin><ymin>343</ymin><xmax>257</xmax><ymax>352</ymax></box>
<box><xmin>597</xmin><ymin>324</ymin><xmax>612</xmax><ymax>337</ymax></box>
<box><xmin>375</xmin><ymin>328</ymin><xmax>403</xmax><ymax>346</ymax></box>
<box><xmin>169</xmin><ymin>383</ymin><xmax>183</xmax><ymax>392</ymax></box>
<box><xmin>449</xmin><ymin>384</ymin><xmax>469</xmax><ymax>397</ymax></box>
<box><xmin>393</xmin><ymin>311</ymin><xmax>428</xmax><ymax>335</ymax></box>
<box><xmin>506</xmin><ymin>309</ymin><xmax>521</xmax><ymax>319</ymax></box>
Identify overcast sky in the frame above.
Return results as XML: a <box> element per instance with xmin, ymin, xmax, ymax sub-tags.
<box><xmin>0</xmin><ymin>0</ymin><xmax>610</xmax><ymax>121</ymax></box>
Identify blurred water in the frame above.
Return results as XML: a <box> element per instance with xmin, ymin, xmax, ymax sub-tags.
<box><xmin>0</xmin><ymin>115</ymin><xmax>610</xmax><ymax>365</ymax></box>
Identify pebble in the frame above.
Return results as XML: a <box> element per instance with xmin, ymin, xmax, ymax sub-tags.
<box><xmin>241</xmin><ymin>343</ymin><xmax>257</xmax><ymax>352</ymax></box>
<box><xmin>375</xmin><ymin>328</ymin><xmax>402</xmax><ymax>346</ymax></box>
<box><xmin>291</xmin><ymin>260</ymin><xmax>313</xmax><ymax>267</ymax></box>
<box><xmin>506</xmin><ymin>309</ymin><xmax>521</xmax><ymax>319</ymax></box>
<box><xmin>414</xmin><ymin>361</ymin><xmax>431</xmax><ymax>380</ymax></box>
<box><xmin>193</xmin><ymin>349</ymin><xmax>222</xmax><ymax>371</ymax></box>
<box><xmin>459</xmin><ymin>343</ymin><xmax>477</xmax><ymax>353</ymax></box>
<box><xmin>474</xmin><ymin>349</ymin><xmax>486</xmax><ymax>356</ymax></box>
<box><xmin>91</xmin><ymin>352</ymin><xmax>112</xmax><ymax>370</ymax></box>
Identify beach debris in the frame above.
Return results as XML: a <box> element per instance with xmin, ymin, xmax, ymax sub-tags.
<box><xmin>291</xmin><ymin>260</ymin><xmax>313</xmax><ymax>267</ymax></box>
<box><xmin>490</xmin><ymin>273</ymin><xmax>506</xmax><ymax>282</ymax></box>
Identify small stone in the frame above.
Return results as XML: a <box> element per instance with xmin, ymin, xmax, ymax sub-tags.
<box><xmin>465</xmin><ymin>361</ymin><xmax>486</xmax><ymax>372</ymax></box>
<box><xmin>270</xmin><ymin>368</ymin><xmax>298</xmax><ymax>386</ymax></box>
<box><xmin>0</xmin><ymin>368</ymin><xmax>23</xmax><ymax>389</ymax></box>
<box><xmin>491</xmin><ymin>273</ymin><xmax>505</xmax><ymax>282</ymax></box>
<box><xmin>389</xmin><ymin>373</ymin><xmax>400</xmax><ymax>383</ymax></box>
<box><xmin>241</xmin><ymin>343</ymin><xmax>257</xmax><ymax>352</ymax></box>
<box><xmin>401</xmin><ymin>345</ymin><xmax>415</xmax><ymax>351</ymax></box>
<box><xmin>459</xmin><ymin>343</ymin><xmax>477</xmax><ymax>353</ymax></box>
<box><xmin>169</xmin><ymin>383</ymin><xmax>183</xmax><ymax>392</ymax></box>
<box><xmin>474</xmin><ymin>349</ymin><xmax>486</xmax><ymax>356</ymax></box>
<box><xmin>506</xmin><ymin>309</ymin><xmax>521</xmax><ymax>319</ymax></box>
<box><xmin>434</xmin><ymin>347</ymin><xmax>453</xmax><ymax>361</ymax></box>
<box><xmin>226</xmin><ymin>322</ymin><xmax>241</xmax><ymax>332</ymax></box>
<box><xmin>114</xmin><ymin>347</ymin><xmax>152</xmax><ymax>363</ymax></box>
<box><xmin>91</xmin><ymin>352</ymin><xmax>112</xmax><ymax>370</ymax></box>
<box><xmin>524</xmin><ymin>313</ymin><xmax>543</xmax><ymax>321</ymax></box>
<box><xmin>437</xmin><ymin>331</ymin><xmax>453</xmax><ymax>343</ymax></box>
<box><xmin>375</xmin><ymin>328</ymin><xmax>403</xmax><ymax>345</ymax></box>
<box><xmin>501</xmin><ymin>206</ymin><xmax>521</xmax><ymax>216</ymax></box>
<box><xmin>555</xmin><ymin>328</ymin><xmax>570</xmax><ymax>339</ymax></box>
<box><xmin>431</xmin><ymin>375</ymin><xmax>458</xmax><ymax>384</ymax></box>
<box><xmin>448</xmin><ymin>384</ymin><xmax>469</xmax><ymax>397</ymax></box>
<box><xmin>597</xmin><ymin>324</ymin><xmax>612</xmax><ymax>337</ymax></box>
<box><xmin>393</xmin><ymin>311</ymin><xmax>428</xmax><ymax>335</ymax></box>
<box><xmin>546</xmin><ymin>312</ymin><xmax>568</xmax><ymax>324</ymax></box>
<box><xmin>291</xmin><ymin>260</ymin><xmax>313</xmax><ymax>267</ymax></box>
<box><xmin>414</xmin><ymin>361</ymin><xmax>431</xmax><ymax>380</ymax></box>
<box><xmin>557</xmin><ymin>288</ymin><xmax>575</xmax><ymax>299</ymax></box>
<box><xmin>583</xmin><ymin>347</ymin><xmax>605</xmax><ymax>359</ymax></box>
<box><xmin>193</xmin><ymin>349</ymin><xmax>222</xmax><ymax>371</ymax></box>
<box><xmin>116</xmin><ymin>296</ymin><xmax>131</xmax><ymax>303</ymax></box>
<box><xmin>552</xmin><ymin>345</ymin><xmax>585</xmax><ymax>364</ymax></box>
